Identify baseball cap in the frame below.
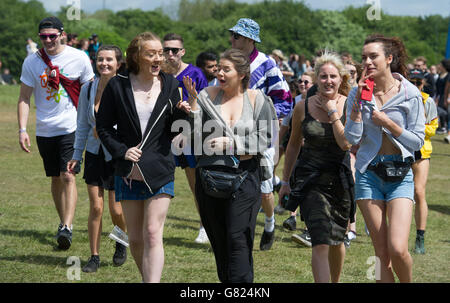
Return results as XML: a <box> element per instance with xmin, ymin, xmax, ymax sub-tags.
<box><xmin>229</xmin><ymin>18</ymin><xmax>261</xmax><ymax>43</ymax></box>
<box><xmin>409</xmin><ymin>69</ymin><xmax>424</xmax><ymax>80</ymax></box>
<box><xmin>38</xmin><ymin>16</ymin><xmax>64</xmax><ymax>33</ymax></box>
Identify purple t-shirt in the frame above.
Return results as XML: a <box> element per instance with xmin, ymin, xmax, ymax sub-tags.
<box><xmin>176</xmin><ymin>64</ymin><xmax>208</xmax><ymax>101</ymax></box>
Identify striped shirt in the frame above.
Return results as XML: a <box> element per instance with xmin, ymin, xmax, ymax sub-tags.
<box><xmin>249</xmin><ymin>48</ymin><xmax>293</xmax><ymax>118</ymax></box>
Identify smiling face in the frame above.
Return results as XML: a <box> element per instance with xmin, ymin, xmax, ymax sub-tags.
<box><xmin>39</xmin><ymin>28</ymin><xmax>64</xmax><ymax>55</ymax></box>
<box><xmin>317</xmin><ymin>63</ymin><xmax>342</xmax><ymax>98</ymax></box>
<box><xmin>217</xmin><ymin>59</ymin><xmax>244</xmax><ymax>90</ymax></box>
<box><xmin>96</xmin><ymin>50</ymin><xmax>120</xmax><ymax>77</ymax></box>
<box><xmin>361</xmin><ymin>42</ymin><xmax>393</xmax><ymax>79</ymax></box>
<box><xmin>138</xmin><ymin>40</ymin><xmax>164</xmax><ymax>76</ymax></box>
<box><xmin>298</xmin><ymin>74</ymin><xmax>313</xmax><ymax>95</ymax></box>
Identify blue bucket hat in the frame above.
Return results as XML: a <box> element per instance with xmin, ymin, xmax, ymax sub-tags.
<box><xmin>229</xmin><ymin>18</ymin><xmax>261</xmax><ymax>43</ymax></box>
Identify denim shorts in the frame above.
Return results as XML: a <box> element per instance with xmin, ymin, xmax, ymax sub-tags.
<box><xmin>355</xmin><ymin>155</ymin><xmax>414</xmax><ymax>202</ymax></box>
<box><xmin>114</xmin><ymin>176</ymin><xmax>174</xmax><ymax>202</ymax></box>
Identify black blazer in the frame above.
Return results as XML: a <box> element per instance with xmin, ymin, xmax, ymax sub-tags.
<box><xmin>96</xmin><ymin>70</ymin><xmax>186</xmax><ymax>193</ymax></box>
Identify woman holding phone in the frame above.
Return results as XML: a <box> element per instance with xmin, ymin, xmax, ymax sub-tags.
<box><xmin>344</xmin><ymin>34</ymin><xmax>425</xmax><ymax>282</ymax></box>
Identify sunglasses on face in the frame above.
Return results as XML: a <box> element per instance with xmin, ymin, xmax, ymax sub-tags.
<box><xmin>298</xmin><ymin>79</ymin><xmax>310</xmax><ymax>86</ymax></box>
<box><xmin>163</xmin><ymin>47</ymin><xmax>183</xmax><ymax>55</ymax></box>
<box><xmin>231</xmin><ymin>32</ymin><xmax>242</xmax><ymax>40</ymax></box>
<box><xmin>411</xmin><ymin>79</ymin><xmax>423</xmax><ymax>86</ymax></box>
<box><xmin>38</xmin><ymin>33</ymin><xmax>60</xmax><ymax>41</ymax></box>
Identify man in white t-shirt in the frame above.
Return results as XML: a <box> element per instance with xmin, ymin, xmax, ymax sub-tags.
<box><xmin>17</xmin><ymin>16</ymin><xmax>94</xmax><ymax>250</ymax></box>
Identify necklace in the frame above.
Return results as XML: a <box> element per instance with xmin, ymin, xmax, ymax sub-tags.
<box><xmin>374</xmin><ymin>80</ymin><xmax>396</xmax><ymax>96</ymax></box>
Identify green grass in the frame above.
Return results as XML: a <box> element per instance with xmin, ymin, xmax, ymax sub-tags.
<box><xmin>1</xmin><ymin>85</ymin><xmax>449</xmax><ymax>283</ymax></box>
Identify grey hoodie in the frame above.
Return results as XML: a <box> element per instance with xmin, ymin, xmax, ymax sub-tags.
<box><xmin>344</xmin><ymin>73</ymin><xmax>425</xmax><ymax>173</ymax></box>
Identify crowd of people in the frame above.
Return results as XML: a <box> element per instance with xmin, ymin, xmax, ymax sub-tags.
<box><xmin>14</xmin><ymin>15</ymin><xmax>450</xmax><ymax>283</ymax></box>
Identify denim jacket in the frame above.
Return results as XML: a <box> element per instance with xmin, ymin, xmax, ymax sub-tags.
<box><xmin>73</xmin><ymin>77</ymin><xmax>112</xmax><ymax>162</ymax></box>
<box><xmin>344</xmin><ymin>73</ymin><xmax>425</xmax><ymax>173</ymax></box>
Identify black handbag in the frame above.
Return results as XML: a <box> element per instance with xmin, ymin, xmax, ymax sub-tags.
<box><xmin>368</xmin><ymin>161</ymin><xmax>411</xmax><ymax>183</ymax></box>
<box><xmin>199</xmin><ymin>167</ymin><xmax>248</xmax><ymax>199</ymax></box>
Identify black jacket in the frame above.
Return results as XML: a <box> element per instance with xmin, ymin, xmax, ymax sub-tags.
<box><xmin>96</xmin><ymin>70</ymin><xmax>185</xmax><ymax>193</ymax></box>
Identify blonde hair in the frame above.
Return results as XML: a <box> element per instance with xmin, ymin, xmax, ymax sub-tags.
<box><xmin>314</xmin><ymin>50</ymin><xmax>350</xmax><ymax>96</ymax></box>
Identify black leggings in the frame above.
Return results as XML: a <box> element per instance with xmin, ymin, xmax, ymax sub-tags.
<box><xmin>195</xmin><ymin>158</ymin><xmax>261</xmax><ymax>283</ymax></box>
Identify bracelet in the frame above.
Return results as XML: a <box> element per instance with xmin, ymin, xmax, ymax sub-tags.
<box><xmin>327</xmin><ymin>109</ymin><xmax>338</xmax><ymax>117</ymax></box>
<box><xmin>19</xmin><ymin>128</ymin><xmax>27</xmax><ymax>133</ymax></box>
<box><xmin>281</xmin><ymin>180</ymin><xmax>289</xmax><ymax>186</ymax></box>
<box><xmin>330</xmin><ymin>118</ymin><xmax>340</xmax><ymax>124</ymax></box>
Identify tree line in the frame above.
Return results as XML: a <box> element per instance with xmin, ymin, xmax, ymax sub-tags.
<box><xmin>1</xmin><ymin>0</ymin><xmax>448</xmax><ymax>78</ymax></box>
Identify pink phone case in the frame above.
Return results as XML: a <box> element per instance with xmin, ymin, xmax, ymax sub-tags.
<box><xmin>361</xmin><ymin>78</ymin><xmax>374</xmax><ymax>101</ymax></box>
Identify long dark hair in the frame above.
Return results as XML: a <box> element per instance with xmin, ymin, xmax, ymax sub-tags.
<box><xmin>364</xmin><ymin>34</ymin><xmax>409</xmax><ymax>78</ymax></box>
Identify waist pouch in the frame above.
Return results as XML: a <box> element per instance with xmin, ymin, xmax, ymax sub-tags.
<box><xmin>199</xmin><ymin>167</ymin><xmax>248</xmax><ymax>199</ymax></box>
<box><xmin>368</xmin><ymin>161</ymin><xmax>411</xmax><ymax>183</ymax></box>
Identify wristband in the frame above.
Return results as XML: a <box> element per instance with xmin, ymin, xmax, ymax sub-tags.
<box><xmin>330</xmin><ymin>118</ymin><xmax>340</xmax><ymax>124</ymax></box>
<box><xmin>327</xmin><ymin>109</ymin><xmax>338</xmax><ymax>117</ymax></box>
<box><xmin>281</xmin><ymin>180</ymin><xmax>289</xmax><ymax>186</ymax></box>
<box><xmin>19</xmin><ymin>128</ymin><xmax>27</xmax><ymax>133</ymax></box>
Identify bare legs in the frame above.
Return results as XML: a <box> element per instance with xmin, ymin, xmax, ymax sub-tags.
<box><xmin>412</xmin><ymin>159</ymin><xmax>429</xmax><ymax>231</ymax></box>
<box><xmin>121</xmin><ymin>194</ymin><xmax>171</xmax><ymax>282</ymax></box>
<box><xmin>86</xmin><ymin>185</ymin><xmax>126</xmax><ymax>255</ymax></box>
<box><xmin>358</xmin><ymin>198</ymin><xmax>413</xmax><ymax>282</ymax></box>
<box><xmin>51</xmin><ymin>172</ymin><xmax>77</xmax><ymax>228</ymax></box>
<box><xmin>312</xmin><ymin>243</ymin><xmax>346</xmax><ymax>283</ymax></box>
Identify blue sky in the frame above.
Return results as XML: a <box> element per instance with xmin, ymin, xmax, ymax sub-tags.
<box><xmin>32</xmin><ymin>0</ymin><xmax>450</xmax><ymax>17</ymax></box>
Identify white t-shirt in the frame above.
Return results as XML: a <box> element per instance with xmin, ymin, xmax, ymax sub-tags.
<box><xmin>20</xmin><ymin>46</ymin><xmax>94</xmax><ymax>137</ymax></box>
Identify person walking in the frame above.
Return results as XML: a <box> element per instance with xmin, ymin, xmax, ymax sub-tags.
<box><xmin>344</xmin><ymin>34</ymin><xmax>425</xmax><ymax>282</ymax></box>
<box><xmin>409</xmin><ymin>68</ymin><xmax>438</xmax><ymax>254</ymax></box>
<box><xmin>279</xmin><ymin>51</ymin><xmax>355</xmax><ymax>283</ymax></box>
<box><xmin>184</xmin><ymin>48</ymin><xmax>278</xmax><ymax>282</ymax></box>
<box><xmin>18</xmin><ymin>16</ymin><xmax>94</xmax><ymax>250</ymax></box>
<box><xmin>67</xmin><ymin>45</ymin><xmax>128</xmax><ymax>272</ymax></box>
<box><xmin>96</xmin><ymin>32</ymin><xmax>189</xmax><ymax>282</ymax></box>
<box><xmin>228</xmin><ymin>18</ymin><xmax>292</xmax><ymax>251</ymax></box>
<box><xmin>162</xmin><ymin>33</ymin><xmax>210</xmax><ymax>244</ymax></box>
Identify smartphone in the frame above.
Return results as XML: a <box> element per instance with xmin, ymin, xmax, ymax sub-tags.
<box><xmin>360</xmin><ymin>78</ymin><xmax>374</xmax><ymax>101</ymax></box>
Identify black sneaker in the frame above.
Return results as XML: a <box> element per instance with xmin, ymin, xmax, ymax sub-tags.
<box><xmin>82</xmin><ymin>255</ymin><xmax>100</xmax><ymax>273</ymax></box>
<box><xmin>291</xmin><ymin>230</ymin><xmax>312</xmax><ymax>248</ymax></box>
<box><xmin>54</xmin><ymin>223</ymin><xmax>63</xmax><ymax>239</ymax></box>
<box><xmin>260</xmin><ymin>230</ymin><xmax>275</xmax><ymax>251</ymax></box>
<box><xmin>113</xmin><ymin>242</ymin><xmax>127</xmax><ymax>266</ymax></box>
<box><xmin>57</xmin><ymin>225</ymin><xmax>72</xmax><ymax>250</ymax></box>
<box><xmin>283</xmin><ymin>216</ymin><xmax>297</xmax><ymax>231</ymax></box>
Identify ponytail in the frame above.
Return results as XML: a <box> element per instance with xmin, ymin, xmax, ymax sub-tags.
<box><xmin>364</xmin><ymin>34</ymin><xmax>409</xmax><ymax>79</ymax></box>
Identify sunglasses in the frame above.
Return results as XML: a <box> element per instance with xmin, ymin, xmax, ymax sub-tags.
<box><xmin>298</xmin><ymin>79</ymin><xmax>310</xmax><ymax>86</ymax></box>
<box><xmin>411</xmin><ymin>79</ymin><xmax>423</xmax><ymax>86</ymax></box>
<box><xmin>38</xmin><ymin>33</ymin><xmax>60</xmax><ymax>41</ymax></box>
<box><xmin>231</xmin><ymin>32</ymin><xmax>242</xmax><ymax>40</ymax></box>
<box><xmin>163</xmin><ymin>47</ymin><xmax>183</xmax><ymax>55</ymax></box>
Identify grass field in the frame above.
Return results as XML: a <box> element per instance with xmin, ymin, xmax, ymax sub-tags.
<box><xmin>0</xmin><ymin>84</ymin><xmax>449</xmax><ymax>283</ymax></box>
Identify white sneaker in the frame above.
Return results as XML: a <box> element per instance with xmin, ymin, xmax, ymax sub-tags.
<box><xmin>195</xmin><ymin>227</ymin><xmax>209</xmax><ymax>244</ymax></box>
<box><xmin>109</xmin><ymin>225</ymin><xmax>129</xmax><ymax>247</ymax></box>
<box><xmin>444</xmin><ymin>135</ymin><xmax>450</xmax><ymax>144</ymax></box>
